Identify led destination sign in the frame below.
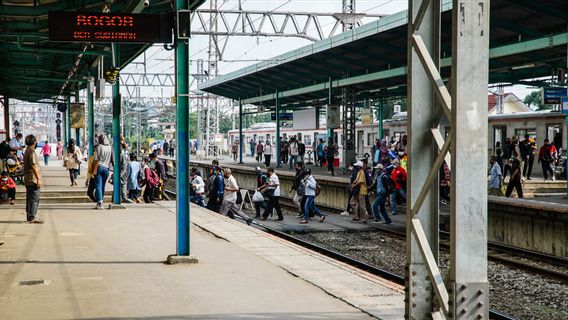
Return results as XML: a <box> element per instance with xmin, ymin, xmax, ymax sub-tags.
<box><xmin>49</xmin><ymin>12</ymin><xmax>173</xmax><ymax>43</ymax></box>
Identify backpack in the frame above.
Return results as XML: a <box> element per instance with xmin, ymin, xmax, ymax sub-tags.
<box><xmin>137</xmin><ymin>169</ymin><xmax>145</xmax><ymax>185</ymax></box>
<box><xmin>315</xmin><ymin>183</ymin><xmax>321</xmax><ymax>196</ymax></box>
<box><xmin>381</xmin><ymin>174</ymin><xmax>395</xmax><ymax>195</ymax></box>
<box><xmin>297</xmin><ymin>180</ymin><xmax>306</xmax><ymax>196</ymax></box>
<box><xmin>543</xmin><ymin>146</ymin><xmax>553</xmax><ymax>161</ymax></box>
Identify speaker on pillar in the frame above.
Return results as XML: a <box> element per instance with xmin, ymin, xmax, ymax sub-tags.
<box><xmin>57</xmin><ymin>103</ymin><xmax>67</xmax><ymax>113</ymax></box>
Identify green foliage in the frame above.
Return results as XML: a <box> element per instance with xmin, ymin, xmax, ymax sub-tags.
<box><xmin>524</xmin><ymin>91</ymin><xmax>544</xmax><ymax>110</ymax></box>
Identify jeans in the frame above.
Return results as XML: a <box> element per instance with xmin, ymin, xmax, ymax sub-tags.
<box><xmin>26</xmin><ymin>184</ymin><xmax>40</xmax><ymax>221</ymax></box>
<box><xmin>143</xmin><ymin>185</ymin><xmax>155</xmax><ymax>203</ymax></box>
<box><xmin>390</xmin><ymin>188</ymin><xmax>407</xmax><ymax>214</ymax></box>
<box><xmin>542</xmin><ymin>160</ymin><xmax>553</xmax><ymax>180</ymax></box>
<box><xmin>289</xmin><ymin>155</ymin><xmax>298</xmax><ymax>169</ymax></box>
<box><xmin>43</xmin><ymin>155</ymin><xmax>49</xmax><ymax>165</ymax></box>
<box><xmin>303</xmin><ymin>196</ymin><xmax>323</xmax><ymax>220</ymax></box>
<box><xmin>523</xmin><ymin>156</ymin><xmax>534</xmax><ymax>178</ymax></box>
<box><xmin>69</xmin><ymin>168</ymin><xmax>78</xmax><ymax>184</ymax></box>
<box><xmin>190</xmin><ymin>194</ymin><xmax>205</xmax><ymax>207</ymax></box>
<box><xmin>372</xmin><ymin>193</ymin><xmax>392</xmax><ymax>223</ymax></box>
<box><xmin>128</xmin><ymin>189</ymin><xmax>140</xmax><ymax>200</ymax></box>
<box><xmin>95</xmin><ymin>165</ymin><xmax>110</xmax><ymax>203</ymax></box>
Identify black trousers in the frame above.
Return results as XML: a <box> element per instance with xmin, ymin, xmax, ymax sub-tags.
<box><xmin>542</xmin><ymin>161</ymin><xmax>553</xmax><ymax>180</ymax></box>
<box><xmin>263</xmin><ymin>196</ymin><xmax>283</xmax><ymax>219</ymax></box>
<box><xmin>264</xmin><ymin>155</ymin><xmax>271</xmax><ymax>167</ymax></box>
<box><xmin>143</xmin><ymin>185</ymin><xmax>155</xmax><ymax>203</ymax></box>
<box><xmin>523</xmin><ymin>156</ymin><xmax>534</xmax><ymax>178</ymax></box>
<box><xmin>326</xmin><ymin>156</ymin><xmax>335</xmax><ymax>175</ymax></box>
<box><xmin>207</xmin><ymin>195</ymin><xmax>223</xmax><ymax>213</ymax></box>
<box><xmin>1</xmin><ymin>187</ymin><xmax>16</xmax><ymax>200</ymax></box>
<box><xmin>25</xmin><ymin>185</ymin><xmax>40</xmax><ymax>221</ymax></box>
<box><xmin>87</xmin><ymin>177</ymin><xmax>96</xmax><ymax>202</ymax></box>
<box><xmin>282</xmin><ymin>152</ymin><xmax>289</xmax><ymax>164</ymax></box>
<box><xmin>505</xmin><ymin>180</ymin><xmax>523</xmax><ymax>198</ymax></box>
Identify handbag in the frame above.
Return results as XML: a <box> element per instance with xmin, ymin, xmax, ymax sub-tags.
<box><xmin>252</xmin><ymin>190</ymin><xmax>264</xmax><ymax>202</ymax></box>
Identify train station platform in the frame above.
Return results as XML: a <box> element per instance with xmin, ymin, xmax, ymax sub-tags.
<box><xmin>0</xmin><ymin>165</ymin><xmax>404</xmax><ymax>320</ymax></box>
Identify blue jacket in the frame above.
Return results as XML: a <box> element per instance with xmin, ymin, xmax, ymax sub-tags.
<box><xmin>214</xmin><ymin>174</ymin><xmax>225</xmax><ymax>197</ymax></box>
<box><xmin>376</xmin><ymin>173</ymin><xmax>387</xmax><ymax>196</ymax></box>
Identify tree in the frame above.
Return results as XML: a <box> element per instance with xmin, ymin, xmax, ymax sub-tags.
<box><xmin>524</xmin><ymin>91</ymin><xmax>544</xmax><ymax>110</ymax></box>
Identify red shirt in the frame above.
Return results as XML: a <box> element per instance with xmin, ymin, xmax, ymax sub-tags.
<box><xmin>391</xmin><ymin>166</ymin><xmax>407</xmax><ymax>190</ymax></box>
<box><xmin>0</xmin><ymin>177</ymin><xmax>16</xmax><ymax>190</ymax></box>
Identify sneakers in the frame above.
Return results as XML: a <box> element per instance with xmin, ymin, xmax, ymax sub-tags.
<box><xmin>299</xmin><ymin>220</ymin><xmax>308</xmax><ymax>224</ymax></box>
<box><xmin>340</xmin><ymin>211</ymin><xmax>349</xmax><ymax>216</ymax></box>
<box><xmin>552</xmin><ymin>176</ymin><xmax>556</xmax><ymax>181</ymax></box>
<box><xmin>95</xmin><ymin>203</ymin><xmax>104</xmax><ymax>210</ymax></box>
<box><xmin>373</xmin><ymin>220</ymin><xmax>382</xmax><ymax>224</ymax></box>
<box><xmin>246</xmin><ymin>218</ymin><xmax>253</xmax><ymax>226</ymax></box>
<box><xmin>319</xmin><ymin>215</ymin><xmax>326</xmax><ymax>223</ymax></box>
<box><xmin>28</xmin><ymin>219</ymin><xmax>44</xmax><ymax>224</ymax></box>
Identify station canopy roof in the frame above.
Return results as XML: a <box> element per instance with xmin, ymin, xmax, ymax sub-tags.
<box><xmin>0</xmin><ymin>0</ymin><xmax>205</xmax><ymax>103</ymax></box>
<box><xmin>199</xmin><ymin>0</ymin><xmax>567</xmax><ymax>109</ymax></box>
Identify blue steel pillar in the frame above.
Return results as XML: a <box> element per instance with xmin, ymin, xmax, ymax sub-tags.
<box><xmin>111</xmin><ymin>43</ymin><xmax>121</xmax><ymax>205</ymax></box>
<box><xmin>275</xmin><ymin>90</ymin><xmax>281</xmax><ymax>167</ymax></box>
<box><xmin>239</xmin><ymin>99</ymin><xmax>243</xmax><ymax>164</ymax></box>
<box><xmin>175</xmin><ymin>0</ymin><xmax>191</xmax><ymax>257</ymax></box>
<box><xmin>88</xmin><ymin>78</ymin><xmax>95</xmax><ymax>156</ymax></box>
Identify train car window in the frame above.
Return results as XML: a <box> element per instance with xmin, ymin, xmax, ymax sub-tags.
<box><xmin>297</xmin><ymin>133</ymin><xmax>302</xmax><ymax>141</ymax></box>
<box><xmin>304</xmin><ymin>135</ymin><xmax>312</xmax><ymax>146</ymax></box>
<box><xmin>367</xmin><ymin>133</ymin><xmax>377</xmax><ymax>145</ymax></box>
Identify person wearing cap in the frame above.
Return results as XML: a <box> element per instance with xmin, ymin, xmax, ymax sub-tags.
<box><xmin>220</xmin><ymin>168</ymin><xmax>253</xmax><ymax>225</ymax></box>
<box><xmin>389</xmin><ymin>158</ymin><xmax>407</xmax><ymax>215</ymax></box>
<box><xmin>149</xmin><ymin>153</ymin><xmax>169</xmax><ymax>201</ymax></box>
<box><xmin>349</xmin><ymin>161</ymin><xmax>368</xmax><ymax>223</ymax></box>
<box><xmin>0</xmin><ymin>171</ymin><xmax>16</xmax><ymax>205</ymax></box>
<box><xmin>299</xmin><ymin>169</ymin><xmax>326</xmax><ymax>224</ymax></box>
<box><xmin>254</xmin><ymin>167</ymin><xmax>268</xmax><ymax>218</ymax></box>
<box><xmin>371</xmin><ymin>164</ymin><xmax>392</xmax><ymax>224</ymax></box>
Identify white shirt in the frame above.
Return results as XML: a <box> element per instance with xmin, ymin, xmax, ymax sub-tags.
<box><xmin>224</xmin><ymin>175</ymin><xmax>239</xmax><ymax>203</ymax></box>
<box><xmin>191</xmin><ymin>175</ymin><xmax>205</xmax><ymax>194</ymax></box>
<box><xmin>264</xmin><ymin>144</ymin><xmax>272</xmax><ymax>155</ymax></box>
<box><xmin>268</xmin><ymin>173</ymin><xmax>281</xmax><ymax>197</ymax></box>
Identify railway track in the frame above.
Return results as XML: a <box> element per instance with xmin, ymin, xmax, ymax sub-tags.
<box><xmin>165</xmin><ymin>187</ymin><xmax>517</xmax><ymax>320</ymax></box>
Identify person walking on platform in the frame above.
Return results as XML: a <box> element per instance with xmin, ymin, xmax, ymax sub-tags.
<box><xmin>23</xmin><ymin>135</ymin><xmax>42</xmax><ymax>223</ymax></box>
<box><xmin>149</xmin><ymin>153</ymin><xmax>170</xmax><ymax>201</ymax></box>
<box><xmin>264</xmin><ymin>140</ymin><xmax>273</xmax><ymax>167</ymax></box>
<box><xmin>281</xmin><ymin>138</ymin><xmax>289</xmax><ymax>164</ymax></box>
<box><xmin>371</xmin><ymin>164</ymin><xmax>392</xmax><ymax>224</ymax></box>
<box><xmin>190</xmin><ymin>167</ymin><xmax>206</xmax><ymax>207</ymax></box>
<box><xmin>220</xmin><ymin>169</ymin><xmax>253</xmax><ymax>225</ymax></box>
<box><xmin>505</xmin><ymin>158</ymin><xmax>523</xmax><ymax>198</ymax></box>
<box><xmin>259</xmin><ymin>167</ymin><xmax>284</xmax><ymax>221</ymax></box>
<box><xmin>231</xmin><ymin>141</ymin><xmax>239</xmax><ymax>163</ymax></box>
<box><xmin>249</xmin><ymin>139</ymin><xmax>256</xmax><ymax>158</ymax></box>
<box><xmin>290</xmin><ymin>162</ymin><xmax>307</xmax><ymax>217</ymax></box>
<box><xmin>56</xmin><ymin>141</ymin><xmax>63</xmax><ymax>160</ymax></box>
<box><xmin>256</xmin><ymin>141</ymin><xmax>264</xmax><ymax>163</ymax></box>
<box><xmin>501</xmin><ymin>137</ymin><xmax>512</xmax><ymax>180</ymax></box>
<box><xmin>254</xmin><ymin>167</ymin><xmax>268</xmax><ymax>218</ymax></box>
<box><xmin>488</xmin><ymin>156</ymin><xmax>503</xmax><ymax>196</ymax></box>
<box><xmin>94</xmin><ymin>134</ymin><xmax>112</xmax><ymax>210</ymax></box>
<box><xmin>0</xmin><ymin>171</ymin><xmax>16</xmax><ymax>205</ymax></box>
<box><xmin>289</xmin><ymin>137</ymin><xmax>299</xmax><ymax>169</ymax></box>
<box><xmin>126</xmin><ymin>154</ymin><xmax>142</xmax><ymax>202</ymax></box>
<box><xmin>520</xmin><ymin>134</ymin><xmax>535</xmax><ymax>180</ymax></box>
<box><xmin>341</xmin><ymin>162</ymin><xmax>356</xmax><ymax>216</ymax></box>
<box><xmin>142</xmin><ymin>159</ymin><xmax>159</xmax><ymax>203</ymax></box>
<box><xmin>349</xmin><ymin>161</ymin><xmax>368</xmax><ymax>223</ymax></box>
<box><xmin>325</xmin><ymin>138</ymin><xmax>337</xmax><ymax>176</ymax></box>
<box><xmin>163</xmin><ymin>140</ymin><xmax>169</xmax><ymax>157</ymax></box>
<box><xmin>316</xmin><ymin>139</ymin><xmax>325</xmax><ymax>168</ymax></box>
<box><xmin>169</xmin><ymin>139</ymin><xmax>175</xmax><ymax>157</ymax></box>
<box><xmin>64</xmin><ymin>139</ymin><xmax>82</xmax><ymax>187</ymax></box>
<box><xmin>299</xmin><ymin>169</ymin><xmax>325</xmax><ymax>224</ymax></box>
<box><xmin>298</xmin><ymin>139</ymin><xmax>306</xmax><ymax>164</ymax></box>
<box><xmin>371</xmin><ymin>139</ymin><xmax>381</xmax><ymax>167</ymax></box>
<box><xmin>539</xmin><ymin>138</ymin><xmax>556</xmax><ymax>182</ymax></box>
<box><xmin>206</xmin><ymin>166</ymin><xmax>224</xmax><ymax>213</ymax></box>
<box><xmin>389</xmin><ymin>158</ymin><xmax>407</xmax><ymax>215</ymax></box>
<box><xmin>85</xmin><ymin>154</ymin><xmax>97</xmax><ymax>203</ymax></box>
<box><xmin>40</xmin><ymin>141</ymin><xmax>51</xmax><ymax>166</ymax></box>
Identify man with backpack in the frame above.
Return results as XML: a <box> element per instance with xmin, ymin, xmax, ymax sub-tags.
<box><xmin>372</xmin><ymin>164</ymin><xmax>393</xmax><ymax>224</ymax></box>
<box><xmin>299</xmin><ymin>169</ymin><xmax>326</xmax><ymax>224</ymax></box>
<box><xmin>290</xmin><ymin>162</ymin><xmax>307</xmax><ymax>218</ymax></box>
<box><xmin>389</xmin><ymin>158</ymin><xmax>407</xmax><ymax>215</ymax></box>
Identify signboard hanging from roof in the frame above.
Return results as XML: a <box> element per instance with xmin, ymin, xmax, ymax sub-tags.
<box><xmin>49</xmin><ymin>12</ymin><xmax>174</xmax><ymax>43</ymax></box>
<box><xmin>70</xmin><ymin>103</ymin><xmax>85</xmax><ymax>129</ymax></box>
<box><xmin>542</xmin><ymin>87</ymin><xmax>567</xmax><ymax>105</ymax></box>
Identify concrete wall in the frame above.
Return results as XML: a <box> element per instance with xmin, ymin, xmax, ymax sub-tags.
<box><xmin>488</xmin><ymin>196</ymin><xmax>568</xmax><ymax>257</ymax></box>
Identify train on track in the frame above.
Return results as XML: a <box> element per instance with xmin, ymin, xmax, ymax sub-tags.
<box><xmin>228</xmin><ymin>111</ymin><xmax>567</xmax><ymax>169</ymax></box>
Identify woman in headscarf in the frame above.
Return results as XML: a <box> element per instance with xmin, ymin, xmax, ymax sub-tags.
<box><xmin>93</xmin><ymin>134</ymin><xmax>112</xmax><ymax>209</ymax></box>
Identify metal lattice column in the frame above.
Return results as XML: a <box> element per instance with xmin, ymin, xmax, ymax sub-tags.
<box><xmin>406</xmin><ymin>0</ymin><xmax>490</xmax><ymax>319</ymax></box>
<box><xmin>342</xmin><ymin>88</ymin><xmax>356</xmax><ymax>169</ymax></box>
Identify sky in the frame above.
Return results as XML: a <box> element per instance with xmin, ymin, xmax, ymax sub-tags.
<box><xmin>122</xmin><ymin>0</ymin><xmax>535</xmax><ymax>102</ymax></box>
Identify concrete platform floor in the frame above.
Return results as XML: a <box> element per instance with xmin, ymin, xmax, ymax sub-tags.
<box><xmin>0</xmin><ymin>200</ymin><xmax>403</xmax><ymax>320</ymax></box>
